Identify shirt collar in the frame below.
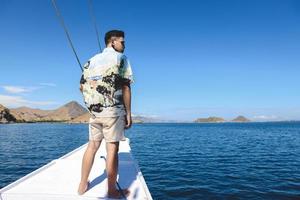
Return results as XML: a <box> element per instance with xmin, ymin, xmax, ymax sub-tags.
<box><xmin>103</xmin><ymin>47</ymin><xmax>115</xmax><ymax>53</ymax></box>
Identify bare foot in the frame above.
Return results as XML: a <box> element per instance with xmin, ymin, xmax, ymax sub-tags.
<box><xmin>77</xmin><ymin>181</ymin><xmax>89</xmax><ymax>195</ymax></box>
<box><xmin>108</xmin><ymin>188</ymin><xmax>130</xmax><ymax>199</ymax></box>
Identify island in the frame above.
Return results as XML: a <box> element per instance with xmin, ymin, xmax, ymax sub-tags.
<box><xmin>231</xmin><ymin>115</ymin><xmax>250</xmax><ymax>122</ymax></box>
<box><xmin>194</xmin><ymin>116</ymin><xmax>225</xmax><ymax>123</ymax></box>
<box><xmin>194</xmin><ymin>116</ymin><xmax>251</xmax><ymax>123</ymax></box>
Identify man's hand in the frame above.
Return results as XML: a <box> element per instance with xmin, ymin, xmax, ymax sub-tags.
<box><xmin>79</xmin><ymin>84</ymin><xmax>83</xmax><ymax>92</ymax></box>
<box><xmin>125</xmin><ymin>113</ymin><xmax>132</xmax><ymax>129</ymax></box>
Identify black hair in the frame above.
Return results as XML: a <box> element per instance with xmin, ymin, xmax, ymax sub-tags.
<box><xmin>104</xmin><ymin>30</ymin><xmax>125</xmax><ymax>46</ymax></box>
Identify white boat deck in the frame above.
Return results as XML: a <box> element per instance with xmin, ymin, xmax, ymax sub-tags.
<box><xmin>0</xmin><ymin>138</ymin><xmax>152</xmax><ymax>200</ymax></box>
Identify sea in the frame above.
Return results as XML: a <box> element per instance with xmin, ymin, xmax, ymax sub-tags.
<box><xmin>0</xmin><ymin>122</ymin><xmax>299</xmax><ymax>200</ymax></box>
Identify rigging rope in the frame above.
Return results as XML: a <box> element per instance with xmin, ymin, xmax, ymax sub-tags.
<box><xmin>88</xmin><ymin>0</ymin><xmax>102</xmax><ymax>52</ymax></box>
<box><xmin>51</xmin><ymin>0</ymin><xmax>83</xmax><ymax>72</ymax></box>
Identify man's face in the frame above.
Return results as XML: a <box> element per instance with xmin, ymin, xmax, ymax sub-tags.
<box><xmin>112</xmin><ymin>37</ymin><xmax>125</xmax><ymax>53</ymax></box>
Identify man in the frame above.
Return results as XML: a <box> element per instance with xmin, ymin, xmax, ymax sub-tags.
<box><xmin>77</xmin><ymin>30</ymin><xmax>133</xmax><ymax>199</ymax></box>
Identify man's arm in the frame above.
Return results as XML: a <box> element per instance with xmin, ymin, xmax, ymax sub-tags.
<box><xmin>122</xmin><ymin>83</ymin><xmax>132</xmax><ymax>129</ymax></box>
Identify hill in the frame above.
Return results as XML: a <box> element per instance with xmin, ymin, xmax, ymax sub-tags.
<box><xmin>194</xmin><ymin>116</ymin><xmax>225</xmax><ymax>123</ymax></box>
<box><xmin>0</xmin><ymin>104</ymin><xmax>16</xmax><ymax>123</ymax></box>
<box><xmin>10</xmin><ymin>101</ymin><xmax>87</xmax><ymax>122</ymax></box>
<box><xmin>44</xmin><ymin>101</ymin><xmax>87</xmax><ymax>121</ymax></box>
<box><xmin>231</xmin><ymin>116</ymin><xmax>251</xmax><ymax>122</ymax></box>
<box><xmin>69</xmin><ymin>112</ymin><xmax>90</xmax><ymax>123</ymax></box>
<box><xmin>10</xmin><ymin>107</ymin><xmax>51</xmax><ymax>122</ymax></box>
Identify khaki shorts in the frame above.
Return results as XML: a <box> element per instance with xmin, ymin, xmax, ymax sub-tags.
<box><xmin>89</xmin><ymin>115</ymin><xmax>126</xmax><ymax>142</ymax></box>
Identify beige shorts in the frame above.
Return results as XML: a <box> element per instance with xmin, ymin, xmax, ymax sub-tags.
<box><xmin>89</xmin><ymin>115</ymin><xmax>126</xmax><ymax>142</ymax></box>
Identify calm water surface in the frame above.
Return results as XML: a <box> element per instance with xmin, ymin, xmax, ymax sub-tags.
<box><xmin>0</xmin><ymin>122</ymin><xmax>300</xmax><ymax>199</ymax></box>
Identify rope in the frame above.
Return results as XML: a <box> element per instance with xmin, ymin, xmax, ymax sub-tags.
<box><xmin>87</xmin><ymin>0</ymin><xmax>102</xmax><ymax>52</ymax></box>
<box><xmin>51</xmin><ymin>0</ymin><xmax>83</xmax><ymax>72</ymax></box>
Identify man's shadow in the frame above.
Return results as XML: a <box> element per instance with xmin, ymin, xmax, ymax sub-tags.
<box><xmin>89</xmin><ymin>169</ymin><xmax>107</xmax><ymax>189</ymax></box>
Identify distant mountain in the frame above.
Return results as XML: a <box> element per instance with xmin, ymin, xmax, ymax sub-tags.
<box><xmin>69</xmin><ymin>112</ymin><xmax>90</xmax><ymax>123</ymax></box>
<box><xmin>5</xmin><ymin>100</ymin><xmax>160</xmax><ymax>124</ymax></box>
<box><xmin>131</xmin><ymin>115</ymin><xmax>177</xmax><ymax>123</ymax></box>
<box><xmin>132</xmin><ymin>116</ymin><xmax>155</xmax><ymax>123</ymax></box>
<box><xmin>2</xmin><ymin>102</ymin><xmax>254</xmax><ymax>124</ymax></box>
<box><xmin>10</xmin><ymin>107</ymin><xmax>51</xmax><ymax>122</ymax></box>
<box><xmin>0</xmin><ymin>104</ymin><xmax>16</xmax><ymax>123</ymax></box>
<box><xmin>231</xmin><ymin>116</ymin><xmax>250</xmax><ymax>122</ymax></box>
<box><xmin>10</xmin><ymin>101</ymin><xmax>87</xmax><ymax>122</ymax></box>
<box><xmin>132</xmin><ymin>116</ymin><xmax>144</xmax><ymax>123</ymax></box>
<box><xmin>44</xmin><ymin>101</ymin><xmax>87</xmax><ymax>121</ymax></box>
<box><xmin>194</xmin><ymin>116</ymin><xmax>225</xmax><ymax>123</ymax></box>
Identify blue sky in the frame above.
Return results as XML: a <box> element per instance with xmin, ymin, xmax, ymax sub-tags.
<box><xmin>1</xmin><ymin>0</ymin><xmax>300</xmax><ymax>121</ymax></box>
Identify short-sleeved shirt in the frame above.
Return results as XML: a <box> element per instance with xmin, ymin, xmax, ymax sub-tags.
<box><xmin>80</xmin><ymin>47</ymin><xmax>133</xmax><ymax>117</ymax></box>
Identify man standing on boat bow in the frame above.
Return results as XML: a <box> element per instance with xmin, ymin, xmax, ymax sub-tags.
<box><xmin>78</xmin><ymin>30</ymin><xmax>133</xmax><ymax>198</ymax></box>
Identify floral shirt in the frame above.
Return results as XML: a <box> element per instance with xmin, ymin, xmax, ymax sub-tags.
<box><xmin>80</xmin><ymin>47</ymin><xmax>133</xmax><ymax>117</ymax></box>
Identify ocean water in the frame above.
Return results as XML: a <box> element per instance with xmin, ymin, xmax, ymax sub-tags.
<box><xmin>0</xmin><ymin>122</ymin><xmax>300</xmax><ymax>199</ymax></box>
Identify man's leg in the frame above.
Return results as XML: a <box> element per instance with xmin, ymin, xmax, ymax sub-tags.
<box><xmin>106</xmin><ymin>141</ymin><xmax>120</xmax><ymax>196</ymax></box>
<box><xmin>106</xmin><ymin>142</ymin><xmax>129</xmax><ymax>198</ymax></box>
<box><xmin>78</xmin><ymin>140</ymin><xmax>102</xmax><ymax>195</ymax></box>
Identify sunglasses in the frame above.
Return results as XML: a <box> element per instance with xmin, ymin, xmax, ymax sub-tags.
<box><xmin>114</xmin><ymin>40</ymin><xmax>125</xmax><ymax>45</ymax></box>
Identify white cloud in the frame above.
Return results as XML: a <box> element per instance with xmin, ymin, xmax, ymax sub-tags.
<box><xmin>0</xmin><ymin>94</ymin><xmax>57</xmax><ymax>108</ymax></box>
<box><xmin>39</xmin><ymin>83</ymin><xmax>57</xmax><ymax>87</ymax></box>
<box><xmin>2</xmin><ymin>86</ymin><xmax>40</xmax><ymax>94</ymax></box>
<box><xmin>1</xmin><ymin>83</ymin><xmax>56</xmax><ymax>94</ymax></box>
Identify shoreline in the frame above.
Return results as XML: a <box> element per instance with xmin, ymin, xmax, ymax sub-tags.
<box><xmin>1</xmin><ymin>120</ymin><xmax>300</xmax><ymax>125</ymax></box>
